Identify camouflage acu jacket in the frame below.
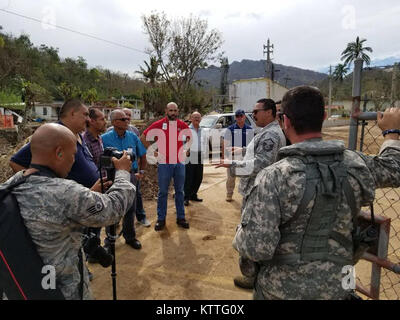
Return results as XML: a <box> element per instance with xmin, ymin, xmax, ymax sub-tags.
<box><xmin>233</xmin><ymin>139</ymin><xmax>400</xmax><ymax>300</ymax></box>
<box><xmin>1</xmin><ymin>170</ymin><xmax>135</xmax><ymax>300</ymax></box>
<box><xmin>230</xmin><ymin>120</ymin><xmax>286</xmax><ymax>197</ymax></box>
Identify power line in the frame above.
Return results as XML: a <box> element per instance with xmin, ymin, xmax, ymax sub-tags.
<box><xmin>0</xmin><ymin>8</ymin><xmax>147</xmax><ymax>54</ymax></box>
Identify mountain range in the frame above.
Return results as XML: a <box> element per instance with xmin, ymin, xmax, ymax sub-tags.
<box><xmin>194</xmin><ymin>56</ymin><xmax>400</xmax><ymax>90</ymax></box>
<box><xmin>194</xmin><ymin>59</ymin><xmax>328</xmax><ymax>89</ymax></box>
<box><xmin>317</xmin><ymin>56</ymin><xmax>400</xmax><ymax>73</ymax></box>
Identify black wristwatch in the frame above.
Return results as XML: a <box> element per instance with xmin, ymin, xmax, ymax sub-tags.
<box><xmin>382</xmin><ymin>129</ymin><xmax>400</xmax><ymax>137</ymax></box>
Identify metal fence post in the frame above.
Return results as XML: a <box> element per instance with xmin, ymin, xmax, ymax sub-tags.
<box><xmin>348</xmin><ymin>58</ymin><xmax>364</xmax><ymax>150</ymax></box>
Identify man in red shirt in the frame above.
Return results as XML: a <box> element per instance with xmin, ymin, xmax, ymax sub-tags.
<box><xmin>141</xmin><ymin>102</ymin><xmax>191</xmax><ymax>231</ymax></box>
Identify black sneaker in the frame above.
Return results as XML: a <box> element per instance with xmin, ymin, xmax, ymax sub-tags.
<box><xmin>126</xmin><ymin>238</ymin><xmax>142</xmax><ymax>250</ymax></box>
<box><xmin>190</xmin><ymin>196</ymin><xmax>203</xmax><ymax>202</ymax></box>
<box><xmin>154</xmin><ymin>220</ymin><xmax>166</xmax><ymax>231</ymax></box>
<box><xmin>177</xmin><ymin>218</ymin><xmax>189</xmax><ymax>229</ymax></box>
<box><xmin>184</xmin><ymin>200</ymin><xmax>189</xmax><ymax>206</ymax></box>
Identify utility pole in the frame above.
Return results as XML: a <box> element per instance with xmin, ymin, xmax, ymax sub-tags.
<box><xmin>391</xmin><ymin>63</ymin><xmax>399</xmax><ymax>107</ymax></box>
<box><xmin>220</xmin><ymin>57</ymin><xmax>229</xmax><ymax>105</ymax></box>
<box><xmin>263</xmin><ymin>38</ymin><xmax>274</xmax><ymax>98</ymax></box>
<box><xmin>328</xmin><ymin>65</ymin><xmax>333</xmax><ymax>117</ymax></box>
<box><xmin>283</xmin><ymin>76</ymin><xmax>291</xmax><ymax>88</ymax></box>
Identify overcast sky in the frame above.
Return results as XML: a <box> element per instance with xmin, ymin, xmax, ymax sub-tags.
<box><xmin>1</xmin><ymin>0</ymin><xmax>399</xmax><ymax>76</ymax></box>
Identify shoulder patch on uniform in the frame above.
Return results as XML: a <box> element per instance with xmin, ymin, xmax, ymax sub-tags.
<box><xmin>262</xmin><ymin>139</ymin><xmax>275</xmax><ymax>152</ymax></box>
<box><xmin>86</xmin><ymin>194</ymin><xmax>104</xmax><ymax>215</ymax></box>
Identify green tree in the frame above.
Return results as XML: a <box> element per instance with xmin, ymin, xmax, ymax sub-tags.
<box><xmin>137</xmin><ymin>56</ymin><xmax>161</xmax><ymax>87</ymax></box>
<box><xmin>82</xmin><ymin>88</ymin><xmax>98</xmax><ymax>105</ymax></box>
<box><xmin>142</xmin><ymin>11</ymin><xmax>223</xmax><ymax>112</ymax></box>
<box><xmin>57</xmin><ymin>82</ymin><xmax>81</xmax><ymax>101</ymax></box>
<box><xmin>341</xmin><ymin>36</ymin><xmax>373</xmax><ymax>66</ymax></box>
<box><xmin>332</xmin><ymin>64</ymin><xmax>349</xmax><ymax>82</ymax></box>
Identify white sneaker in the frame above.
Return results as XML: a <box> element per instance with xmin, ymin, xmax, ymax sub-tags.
<box><xmin>226</xmin><ymin>195</ymin><xmax>233</xmax><ymax>202</ymax></box>
<box><xmin>138</xmin><ymin>218</ymin><xmax>151</xmax><ymax>227</ymax></box>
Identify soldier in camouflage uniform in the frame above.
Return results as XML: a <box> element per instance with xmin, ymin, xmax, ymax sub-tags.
<box><xmin>216</xmin><ymin>98</ymin><xmax>286</xmax><ymax>289</ymax></box>
<box><xmin>233</xmin><ymin>86</ymin><xmax>400</xmax><ymax>299</ymax></box>
<box><xmin>1</xmin><ymin>124</ymin><xmax>135</xmax><ymax>300</ymax></box>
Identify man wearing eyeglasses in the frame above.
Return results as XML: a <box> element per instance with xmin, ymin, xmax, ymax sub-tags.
<box><xmin>216</xmin><ymin>99</ymin><xmax>286</xmax><ymax>289</ymax></box>
<box><xmin>233</xmin><ymin>86</ymin><xmax>400</xmax><ymax>299</ymax></box>
<box><xmin>101</xmin><ymin>109</ymin><xmax>147</xmax><ymax>250</ymax></box>
<box><xmin>222</xmin><ymin>109</ymin><xmax>254</xmax><ymax>202</ymax></box>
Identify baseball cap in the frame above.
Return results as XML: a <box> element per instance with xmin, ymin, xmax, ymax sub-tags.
<box><xmin>235</xmin><ymin>109</ymin><xmax>245</xmax><ymax>116</ymax></box>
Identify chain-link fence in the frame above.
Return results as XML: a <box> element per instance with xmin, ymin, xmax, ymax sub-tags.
<box><xmin>353</xmin><ymin>113</ymin><xmax>400</xmax><ymax>300</ymax></box>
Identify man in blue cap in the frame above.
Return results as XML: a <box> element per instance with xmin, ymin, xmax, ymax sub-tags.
<box><xmin>222</xmin><ymin>109</ymin><xmax>254</xmax><ymax>201</ymax></box>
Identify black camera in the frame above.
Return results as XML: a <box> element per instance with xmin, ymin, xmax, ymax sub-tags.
<box><xmin>83</xmin><ymin>234</ymin><xmax>113</xmax><ymax>268</ymax></box>
<box><xmin>100</xmin><ymin>147</ymin><xmax>136</xmax><ymax>181</ymax></box>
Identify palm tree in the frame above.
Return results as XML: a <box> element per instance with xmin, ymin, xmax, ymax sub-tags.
<box><xmin>341</xmin><ymin>36</ymin><xmax>373</xmax><ymax>66</ymax></box>
<box><xmin>333</xmin><ymin>63</ymin><xmax>349</xmax><ymax>82</ymax></box>
<box><xmin>137</xmin><ymin>56</ymin><xmax>161</xmax><ymax>87</ymax></box>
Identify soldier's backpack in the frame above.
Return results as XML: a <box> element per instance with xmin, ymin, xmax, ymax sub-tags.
<box><xmin>0</xmin><ymin>175</ymin><xmax>65</xmax><ymax>300</ymax></box>
<box><xmin>269</xmin><ymin>146</ymin><xmax>378</xmax><ymax>266</ymax></box>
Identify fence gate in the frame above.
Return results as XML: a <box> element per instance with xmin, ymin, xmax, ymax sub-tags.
<box><xmin>348</xmin><ymin>108</ymin><xmax>400</xmax><ymax>300</ymax></box>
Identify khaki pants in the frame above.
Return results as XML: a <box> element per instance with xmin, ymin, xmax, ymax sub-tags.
<box><xmin>226</xmin><ymin>168</ymin><xmax>236</xmax><ymax>196</ymax></box>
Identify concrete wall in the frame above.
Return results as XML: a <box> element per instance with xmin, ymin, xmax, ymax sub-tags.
<box><xmin>230</xmin><ymin>78</ymin><xmax>288</xmax><ymax>112</ymax></box>
<box><xmin>132</xmin><ymin>109</ymin><xmax>141</xmax><ymax>120</ymax></box>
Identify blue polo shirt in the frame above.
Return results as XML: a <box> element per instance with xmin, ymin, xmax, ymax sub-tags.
<box><xmin>10</xmin><ymin>129</ymin><xmax>99</xmax><ymax>188</ymax></box>
<box><xmin>224</xmin><ymin>123</ymin><xmax>253</xmax><ymax>148</ymax></box>
<box><xmin>101</xmin><ymin>128</ymin><xmax>146</xmax><ymax>171</ymax></box>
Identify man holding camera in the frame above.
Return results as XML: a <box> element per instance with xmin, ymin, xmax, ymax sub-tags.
<box><xmin>1</xmin><ymin>123</ymin><xmax>135</xmax><ymax>299</ymax></box>
<box><xmin>101</xmin><ymin>109</ymin><xmax>147</xmax><ymax>250</ymax></box>
<box><xmin>9</xmin><ymin>99</ymin><xmax>113</xmax><ymax>275</ymax></box>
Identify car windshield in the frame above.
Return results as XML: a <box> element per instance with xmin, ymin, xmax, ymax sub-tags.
<box><xmin>200</xmin><ymin>115</ymin><xmax>218</xmax><ymax>128</ymax></box>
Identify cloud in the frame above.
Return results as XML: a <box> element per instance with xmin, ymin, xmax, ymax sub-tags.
<box><xmin>1</xmin><ymin>0</ymin><xmax>399</xmax><ymax>75</ymax></box>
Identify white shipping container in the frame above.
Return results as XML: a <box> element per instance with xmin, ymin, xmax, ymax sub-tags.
<box><xmin>229</xmin><ymin>78</ymin><xmax>288</xmax><ymax>112</ymax></box>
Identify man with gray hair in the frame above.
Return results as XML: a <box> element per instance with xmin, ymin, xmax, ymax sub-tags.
<box><xmin>101</xmin><ymin>109</ymin><xmax>148</xmax><ymax>250</ymax></box>
<box><xmin>184</xmin><ymin>111</ymin><xmax>205</xmax><ymax>206</ymax></box>
<box><xmin>106</xmin><ymin>109</ymin><xmax>149</xmax><ymax>226</ymax></box>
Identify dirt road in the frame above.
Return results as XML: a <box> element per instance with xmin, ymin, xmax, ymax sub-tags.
<box><xmin>90</xmin><ymin>165</ymin><xmax>252</xmax><ymax>300</ymax></box>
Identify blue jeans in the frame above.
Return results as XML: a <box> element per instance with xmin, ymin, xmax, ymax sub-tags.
<box><xmin>157</xmin><ymin>163</ymin><xmax>185</xmax><ymax>221</ymax></box>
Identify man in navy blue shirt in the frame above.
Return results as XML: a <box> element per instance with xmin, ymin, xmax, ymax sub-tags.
<box><xmin>10</xmin><ymin>99</ymin><xmax>99</xmax><ymax>188</ymax></box>
<box><xmin>222</xmin><ymin>109</ymin><xmax>254</xmax><ymax>202</ymax></box>
<box><xmin>101</xmin><ymin>109</ymin><xmax>147</xmax><ymax>250</ymax></box>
